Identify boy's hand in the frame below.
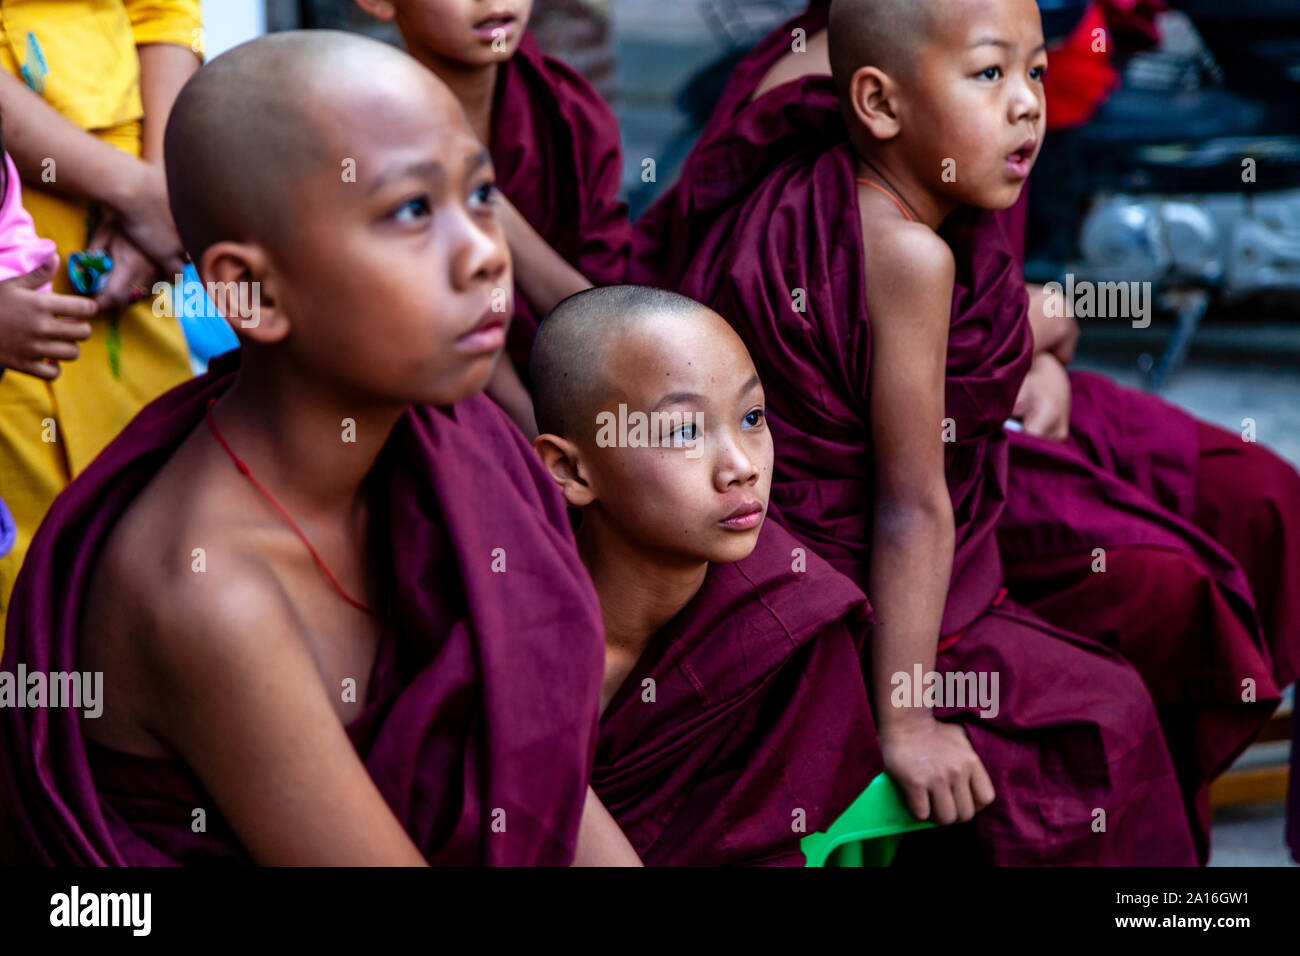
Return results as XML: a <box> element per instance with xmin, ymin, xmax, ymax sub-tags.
<box><xmin>87</xmin><ymin>218</ymin><xmax>163</xmax><ymax>314</ymax></box>
<box><xmin>879</xmin><ymin>714</ymin><xmax>996</xmax><ymax>825</ymax></box>
<box><xmin>114</xmin><ymin>162</ymin><xmax>187</xmax><ymax>276</ymax></box>
<box><xmin>0</xmin><ymin>255</ymin><xmax>96</xmax><ymax>380</ymax></box>
<box><xmin>1012</xmin><ymin>351</ymin><xmax>1071</xmax><ymax>441</ymax></box>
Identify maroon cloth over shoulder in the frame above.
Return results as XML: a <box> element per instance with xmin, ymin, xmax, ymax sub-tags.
<box><xmin>656</xmin><ymin>87</ymin><xmax>1026</xmax><ymax>634</ymax></box>
<box><xmin>643</xmin><ymin>77</ymin><xmax>1208</xmax><ymax>862</ymax></box>
<box><xmin>592</xmin><ymin>519</ymin><xmax>881</xmax><ymax>865</ymax></box>
<box><xmin>0</xmin><ymin>351</ymin><xmax>605</xmax><ymax>866</ymax></box>
<box><xmin>632</xmin><ymin>0</ymin><xmax>1294</xmax><ymax>861</ymax></box>
<box><xmin>492</xmin><ymin>30</ymin><xmax>631</xmax><ymax>379</ymax></box>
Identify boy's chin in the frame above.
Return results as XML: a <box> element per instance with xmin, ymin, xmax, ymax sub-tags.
<box><xmin>704</xmin><ymin>530</ymin><xmax>763</xmax><ymax>566</ymax></box>
<box><xmin>410</xmin><ymin>359</ymin><xmax>497</xmax><ymax>408</ymax></box>
<box><xmin>973</xmin><ymin>179</ymin><xmax>1029</xmax><ymax>211</ymax></box>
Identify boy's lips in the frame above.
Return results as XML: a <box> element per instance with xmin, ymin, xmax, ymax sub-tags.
<box><xmin>718</xmin><ymin>500</ymin><xmax>764</xmax><ymax>532</ymax></box>
<box><xmin>473</xmin><ymin>13</ymin><xmax>517</xmax><ymax>40</ymax></box>
<box><xmin>455</xmin><ymin>308</ymin><xmax>507</xmax><ymax>354</ymax></box>
<box><xmin>1006</xmin><ymin>138</ymin><xmax>1037</xmax><ymax>179</ymax></box>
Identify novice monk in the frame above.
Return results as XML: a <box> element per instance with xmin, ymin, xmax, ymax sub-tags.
<box><xmin>0</xmin><ymin>31</ymin><xmax>628</xmax><ymax>866</ymax></box>
<box><xmin>530</xmin><ymin>285</ymin><xmax>882</xmax><ymax>865</ymax></box>
<box><xmin>646</xmin><ymin>0</ymin><xmax>1270</xmax><ymax>864</ymax></box>
<box><xmin>354</xmin><ymin>0</ymin><xmax>631</xmax><ymax>436</ymax></box>
<box><xmin>636</xmin><ymin>0</ymin><xmax>1293</xmax><ymax>862</ymax></box>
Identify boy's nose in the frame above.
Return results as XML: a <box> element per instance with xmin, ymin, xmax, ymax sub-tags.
<box><xmin>715</xmin><ymin>438</ymin><xmax>760</xmax><ymax>490</ymax></box>
<box><xmin>455</xmin><ymin>212</ymin><xmax>510</xmax><ymax>290</ymax></box>
<box><xmin>1009</xmin><ymin>79</ymin><xmax>1043</xmax><ymax>127</ymax></box>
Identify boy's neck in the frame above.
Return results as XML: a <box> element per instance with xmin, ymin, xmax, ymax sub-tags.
<box><xmin>210</xmin><ymin>363</ymin><xmax>404</xmax><ymax>522</ymax></box>
<box><xmin>853</xmin><ymin>151</ymin><xmax>956</xmax><ymax>232</ymax></box>
<box><xmin>577</xmin><ymin>516</ymin><xmax>710</xmax><ymax>662</ymax></box>
<box><xmin>407</xmin><ymin>48</ymin><xmax>500</xmax><ymax>147</ymax></box>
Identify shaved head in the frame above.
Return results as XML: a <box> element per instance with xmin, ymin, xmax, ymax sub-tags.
<box><xmin>531</xmin><ymin>285</ymin><xmax>714</xmax><ymax>439</ymax></box>
<box><xmin>827</xmin><ymin>0</ymin><xmax>940</xmax><ymax>100</ymax></box>
<box><xmin>164</xmin><ymin>30</ymin><xmax>443</xmax><ymax>261</ymax></box>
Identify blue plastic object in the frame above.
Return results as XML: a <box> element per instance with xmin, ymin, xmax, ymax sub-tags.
<box><xmin>174</xmin><ymin>263</ymin><xmax>239</xmax><ymax>363</ymax></box>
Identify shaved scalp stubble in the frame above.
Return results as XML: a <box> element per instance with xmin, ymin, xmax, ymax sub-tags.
<box><xmin>827</xmin><ymin>0</ymin><xmax>941</xmax><ymax>102</ymax></box>
<box><xmin>163</xmin><ymin>30</ymin><xmax>426</xmax><ymax>263</ymax></box>
<box><xmin>531</xmin><ymin>285</ymin><xmax>714</xmax><ymax>440</ymax></box>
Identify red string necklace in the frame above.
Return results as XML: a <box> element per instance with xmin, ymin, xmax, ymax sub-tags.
<box><xmin>856</xmin><ymin>178</ymin><xmax>916</xmax><ymax>223</ymax></box>
<box><xmin>205</xmin><ymin>397</ymin><xmax>375</xmax><ymax>616</ymax></box>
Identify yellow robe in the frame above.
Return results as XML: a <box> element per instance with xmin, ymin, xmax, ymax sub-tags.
<box><xmin>0</xmin><ymin>1</ymin><xmax>201</xmax><ymax>635</ymax></box>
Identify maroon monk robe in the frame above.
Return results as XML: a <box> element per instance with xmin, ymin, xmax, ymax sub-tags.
<box><xmin>663</xmin><ymin>82</ymin><xmax>1247</xmax><ymax>862</ymax></box>
<box><xmin>0</xmin><ymin>350</ymin><xmax>605</xmax><ymax>866</ymax></box>
<box><xmin>632</xmin><ymin>2</ymin><xmax>1297</xmax><ymax>860</ymax></box>
<box><xmin>492</xmin><ymin>30</ymin><xmax>631</xmax><ymax>380</ymax></box>
<box><xmin>592</xmin><ymin>519</ymin><xmax>881</xmax><ymax>866</ymax></box>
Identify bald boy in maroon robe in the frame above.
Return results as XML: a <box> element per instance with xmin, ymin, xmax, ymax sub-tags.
<box><xmin>355</xmin><ymin>0</ymin><xmax>631</xmax><ymax>433</ymax></box>
<box><xmin>633</xmin><ymin>0</ymin><xmax>1298</xmax><ymax>859</ymax></box>
<box><xmin>644</xmin><ymin>0</ymin><xmax>1287</xmax><ymax>863</ymax></box>
<box><xmin>0</xmin><ymin>32</ymin><xmax>607</xmax><ymax>866</ymax></box>
<box><xmin>530</xmin><ymin>285</ymin><xmax>881</xmax><ymax>865</ymax></box>
<box><xmin>0</xmin><ymin>355</ymin><xmax>604</xmax><ymax>865</ymax></box>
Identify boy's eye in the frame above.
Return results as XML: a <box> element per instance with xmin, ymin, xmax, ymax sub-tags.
<box><xmin>978</xmin><ymin>66</ymin><xmax>1002</xmax><ymax>80</ymax></box>
<box><xmin>469</xmin><ymin>181</ymin><xmax>499</xmax><ymax>209</ymax></box>
<box><xmin>391</xmin><ymin>195</ymin><xmax>431</xmax><ymax>222</ymax></box>
<box><xmin>669</xmin><ymin>421</ymin><xmax>698</xmax><ymax>444</ymax></box>
<box><xmin>743</xmin><ymin>408</ymin><xmax>765</xmax><ymax>428</ymax></box>
<box><xmin>1029</xmin><ymin>65</ymin><xmax>1047</xmax><ymax>82</ymax></box>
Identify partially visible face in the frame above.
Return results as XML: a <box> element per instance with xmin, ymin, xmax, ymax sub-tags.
<box><xmin>390</xmin><ymin>0</ymin><xmax>532</xmax><ymax>68</ymax></box>
<box><xmin>575</xmin><ymin>309</ymin><xmax>774</xmax><ymax>567</ymax></box>
<box><xmin>900</xmin><ymin>0</ymin><xmax>1047</xmax><ymax>210</ymax></box>
<box><xmin>274</xmin><ymin>61</ymin><xmax>511</xmax><ymax>407</ymax></box>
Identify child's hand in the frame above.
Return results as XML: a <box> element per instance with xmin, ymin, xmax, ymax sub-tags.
<box><xmin>115</xmin><ymin>162</ymin><xmax>187</xmax><ymax>276</ymax></box>
<box><xmin>879</xmin><ymin>715</ymin><xmax>996</xmax><ymax>825</ymax></box>
<box><xmin>0</xmin><ymin>255</ymin><xmax>96</xmax><ymax>381</ymax></box>
<box><xmin>87</xmin><ymin>218</ymin><xmax>163</xmax><ymax>314</ymax></box>
<box><xmin>1012</xmin><ymin>351</ymin><xmax>1072</xmax><ymax>441</ymax></box>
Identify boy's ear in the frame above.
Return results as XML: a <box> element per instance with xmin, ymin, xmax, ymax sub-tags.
<box><xmin>353</xmin><ymin>0</ymin><xmax>397</xmax><ymax>21</ymax></box>
<box><xmin>532</xmin><ymin>433</ymin><xmax>597</xmax><ymax>508</ymax></box>
<box><xmin>848</xmin><ymin>65</ymin><xmax>901</xmax><ymax>141</ymax></box>
<box><xmin>198</xmin><ymin>241</ymin><xmax>289</xmax><ymax>345</ymax></box>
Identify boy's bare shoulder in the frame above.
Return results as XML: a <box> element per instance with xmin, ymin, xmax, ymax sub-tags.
<box><xmin>857</xmin><ymin>201</ymin><xmax>955</xmax><ymax>330</ymax></box>
<box><xmin>859</xmin><ymin>208</ymin><xmax>954</xmax><ymax>285</ymax></box>
<box><xmin>84</xmin><ymin>438</ymin><xmax>305</xmax><ymax>711</ymax></box>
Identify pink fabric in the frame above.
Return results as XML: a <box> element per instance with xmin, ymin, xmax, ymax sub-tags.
<box><xmin>0</xmin><ymin>151</ymin><xmax>55</xmax><ymax>288</ymax></box>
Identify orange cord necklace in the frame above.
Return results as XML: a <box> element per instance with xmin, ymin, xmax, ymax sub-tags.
<box><xmin>856</xmin><ymin>178</ymin><xmax>916</xmax><ymax>222</ymax></box>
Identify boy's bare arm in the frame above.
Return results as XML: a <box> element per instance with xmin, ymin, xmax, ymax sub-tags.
<box><xmin>863</xmin><ymin>221</ymin><xmax>995</xmax><ymax>826</ymax></box>
<box><xmin>138</xmin><ymin>42</ymin><xmax>202</xmax><ymax>166</ymax></box>
<box><xmin>1014</xmin><ymin>284</ymin><xmax>1074</xmax><ymax>440</ymax></box>
<box><xmin>486</xmin><ymin>353</ymin><xmax>540</xmax><ymax>440</ymax></box>
<box><xmin>571</xmin><ymin>787</ymin><xmax>643</xmax><ymax>866</ymax></box>
<box><xmin>133</xmin><ymin>556</ymin><xmax>427</xmax><ymax>866</ymax></box>
<box><xmin>0</xmin><ymin>72</ymin><xmax>183</xmax><ymax>274</ymax></box>
<box><xmin>495</xmin><ymin>193</ymin><xmax>592</xmax><ymax>317</ymax></box>
<box><xmin>1025</xmin><ymin>282</ymin><xmax>1078</xmax><ymax>364</ymax></box>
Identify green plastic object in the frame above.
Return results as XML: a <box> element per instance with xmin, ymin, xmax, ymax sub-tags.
<box><xmin>801</xmin><ymin>772</ymin><xmax>936</xmax><ymax>867</ymax></box>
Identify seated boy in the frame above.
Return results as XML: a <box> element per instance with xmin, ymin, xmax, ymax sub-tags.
<box><xmin>530</xmin><ymin>285</ymin><xmax>881</xmax><ymax>865</ymax></box>
<box><xmin>633</xmin><ymin>0</ymin><xmax>1299</xmax><ymax>861</ymax></box>
<box><xmin>647</xmin><ymin>0</ymin><xmax>1264</xmax><ymax>863</ymax></box>
<box><xmin>354</xmin><ymin>0</ymin><xmax>631</xmax><ymax>436</ymax></box>
<box><xmin>0</xmin><ymin>31</ymin><xmax>624</xmax><ymax>866</ymax></box>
